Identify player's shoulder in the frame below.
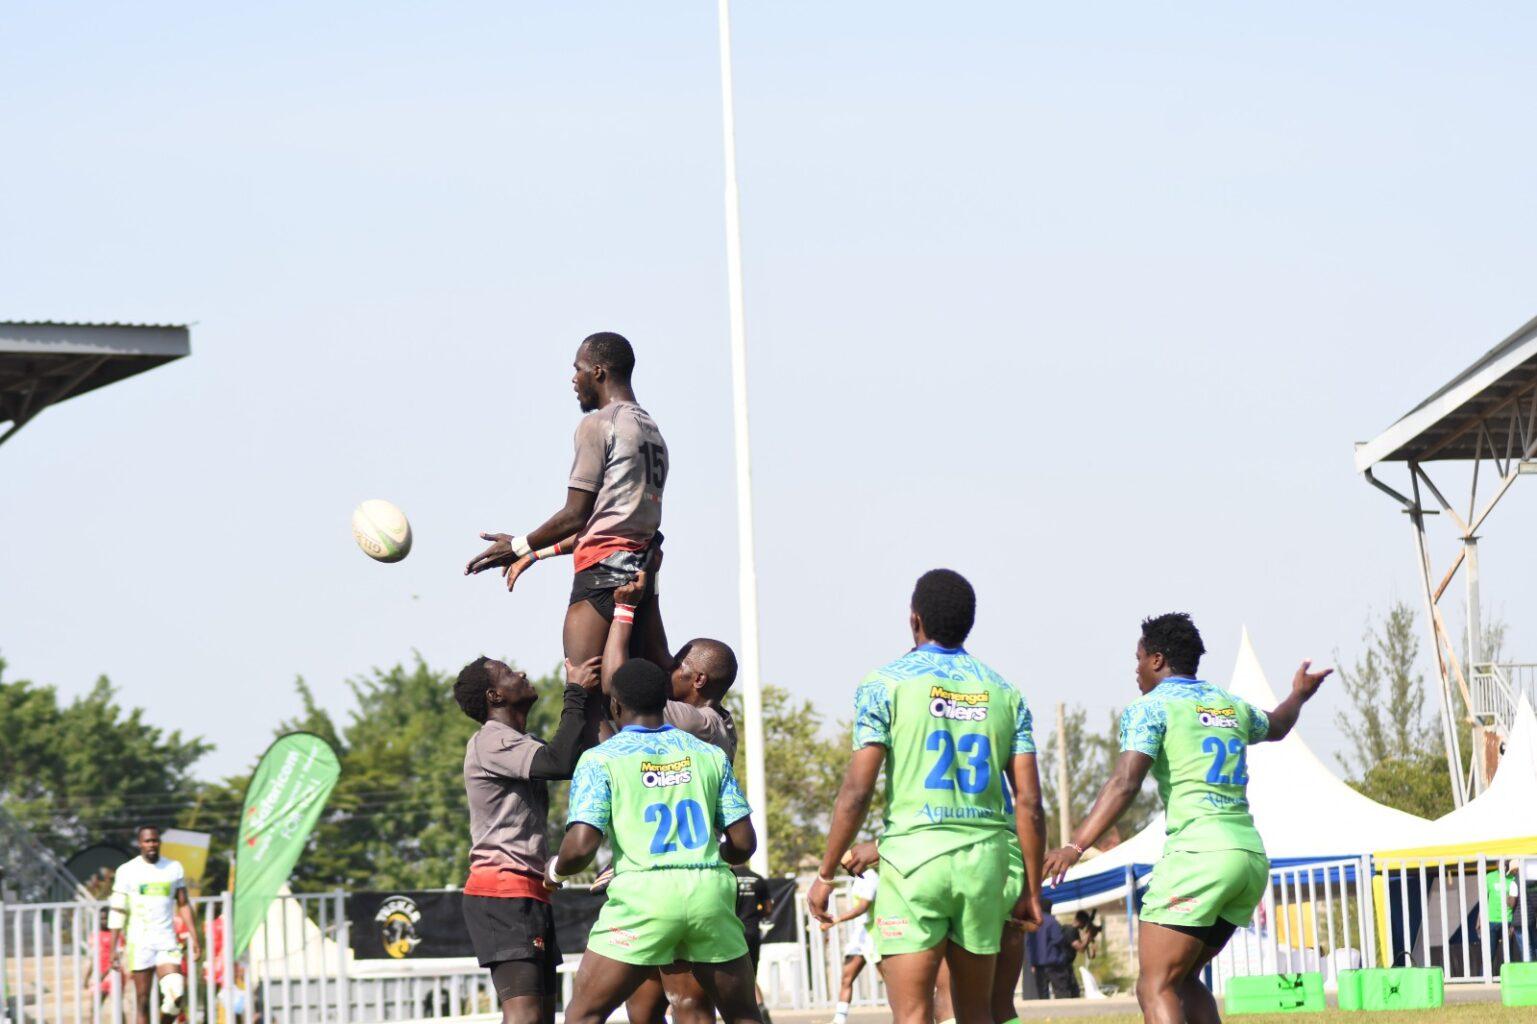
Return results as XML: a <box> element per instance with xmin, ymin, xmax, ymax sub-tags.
<box><xmin>665</xmin><ymin>726</ymin><xmax>728</xmax><ymax>766</ymax></box>
<box><xmin>953</xmin><ymin>651</ymin><xmax>1020</xmax><ymax>697</ymax></box>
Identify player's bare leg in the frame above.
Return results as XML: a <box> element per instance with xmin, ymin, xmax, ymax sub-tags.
<box><xmin>687</xmin><ymin>955</ymin><xmax>762</xmax><ymax>1024</ymax></box>
<box><xmin>992</xmin><ymin>926</ymin><xmax>1025</xmax><ymax>1023</ymax></box>
<box><xmin>838</xmin><ymin>955</ymin><xmax>868</xmax><ymax>1008</ymax></box>
<box><xmin>563</xmin><ymin>601</ymin><xmax>609</xmax><ymax>664</ymax></box>
<box><xmin>933</xmin><ymin>958</ymin><xmax>953</xmax><ymax>1022</ymax></box>
<box><xmin>623</xmin><ymin>971</ymin><xmax>668</xmax><ymax>1024</ymax></box>
<box><xmin>562</xmin><ymin>950</ymin><xmax>659</xmax><ymax>1024</ymax></box>
<box><xmin>1175</xmin><ymin>943</ymin><xmax>1224</xmax><ymax>1024</ymax></box>
<box><xmin>1135</xmin><ymin>922</ymin><xmax>1211</xmax><ymax>1024</ymax></box>
<box><xmin>130</xmin><ymin>969</ymin><xmax>154</xmax><ymax>1024</ymax></box>
<box><xmin>660</xmin><ymin>961</ymin><xmax>716</xmax><ymax>1024</ymax></box>
<box><xmin>942</xmin><ymin>943</ymin><xmax>997</xmax><ymax>1024</ymax></box>
<box><xmin>878</xmin><ymin>945</ymin><xmax>946</xmax><ymax>1024</ymax></box>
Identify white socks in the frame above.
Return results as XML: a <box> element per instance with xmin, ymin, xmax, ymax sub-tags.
<box><xmin>833</xmin><ymin>1000</ymin><xmax>850</xmax><ymax>1024</ymax></box>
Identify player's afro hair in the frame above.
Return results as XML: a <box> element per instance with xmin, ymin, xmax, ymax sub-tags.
<box><xmin>612</xmin><ymin>658</ymin><xmax>669</xmax><ymax>715</ymax></box>
<box><xmin>911</xmin><ymin>569</ymin><xmax>976</xmax><ymax>647</ymax></box>
<box><xmin>1140</xmin><ymin>612</ymin><xmax>1205</xmax><ymax>676</ymax></box>
<box><xmin>454</xmin><ymin>656</ymin><xmax>495</xmax><ymax>723</ymax></box>
<box><xmin>582</xmin><ymin>332</ymin><xmax>636</xmax><ymax>381</ymax></box>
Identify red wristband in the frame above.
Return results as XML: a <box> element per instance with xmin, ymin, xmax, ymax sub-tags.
<box><xmin>613</xmin><ymin>604</ymin><xmax>636</xmax><ymax>624</ymax></box>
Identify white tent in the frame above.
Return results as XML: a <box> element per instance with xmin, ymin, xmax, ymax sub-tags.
<box><xmin>1228</xmin><ymin>628</ymin><xmax>1431</xmax><ymax>857</ymax></box>
<box><xmin>1387</xmin><ymin>694</ymin><xmax>1537</xmax><ymax>848</ymax></box>
<box><xmin>1051</xmin><ymin>629</ymin><xmax>1431</xmax><ymax>912</ymax></box>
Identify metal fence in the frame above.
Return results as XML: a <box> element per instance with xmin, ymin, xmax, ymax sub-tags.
<box><xmin>1205</xmin><ymin>857</ymin><xmax>1373</xmax><ymax>994</ymax></box>
<box><xmin>5</xmin><ymin>855</ymin><xmax>1532</xmax><ymax>1021</ymax></box>
<box><xmin>1376</xmin><ymin>854</ymin><xmax>1535</xmax><ymax>982</ymax></box>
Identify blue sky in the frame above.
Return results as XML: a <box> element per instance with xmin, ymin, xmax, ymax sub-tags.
<box><xmin>4</xmin><ymin>2</ymin><xmax>1536</xmax><ymax>781</ymax></box>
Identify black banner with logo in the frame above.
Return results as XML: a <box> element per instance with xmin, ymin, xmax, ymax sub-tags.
<box><xmin>348</xmin><ymin>881</ymin><xmax>805</xmax><ymax>961</ymax></box>
<box><xmin>347</xmin><ymin>891</ymin><xmax>476</xmax><ymax>960</ymax></box>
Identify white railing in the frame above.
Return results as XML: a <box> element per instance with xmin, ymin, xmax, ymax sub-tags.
<box><xmin>1205</xmin><ymin>857</ymin><xmax>1373</xmax><ymax>995</ymax></box>
<box><xmin>1376</xmin><ymin>854</ymin><xmax>1534</xmax><ymax>982</ymax></box>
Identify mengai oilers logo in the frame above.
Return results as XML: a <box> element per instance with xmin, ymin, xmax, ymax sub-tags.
<box><xmin>375</xmin><ymin>895</ymin><xmax>423</xmax><ymax>958</ymax></box>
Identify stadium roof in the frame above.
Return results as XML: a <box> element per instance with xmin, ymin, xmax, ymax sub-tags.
<box><xmin>1354</xmin><ymin>313</ymin><xmax>1537</xmax><ymax>472</ymax></box>
<box><xmin>0</xmin><ymin>321</ymin><xmax>190</xmax><ymax>446</ymax></box>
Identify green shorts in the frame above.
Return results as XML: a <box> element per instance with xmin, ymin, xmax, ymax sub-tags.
<box><xmin>1139</xmin><ymin>848</ymin><xmax>1269</xmax><ymax>930</ymax></box>
<box><xmin>586</xmin><ymin>868</ymin><xmax>748</xmax><ymax>967</ymax></box>
<box><xmin>874</xmin><ymin>837</ymin><xmax>1012</xmax><ymax>956</ymax></box>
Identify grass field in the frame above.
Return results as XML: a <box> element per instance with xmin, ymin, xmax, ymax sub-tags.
<box><xmin>1051</xmin><ymin>1007</ymin><xmax>1530</xmax><ymax>1024</ymax></box>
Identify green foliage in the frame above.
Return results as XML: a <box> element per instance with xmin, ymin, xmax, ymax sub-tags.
<box><xmin>726</xmin><ymin>685</ymin><xmax>873</xmax><ymax>875</ymax></box>
<box><xmin>1038</xmin><ymin>703</ymin><xmax>1159</xmax><ymax>848</ymax></box>
<box><xmin>265</xmin><ymin>656</ymin><xmax>568</xmax><ymax>892</ymax></box>
<box><xmin>0</xmin><ymin>657</ymin><xmax>211</xmax><ymax>854</ymax></box>
<box><xmin>1334</xmin><ymin>602</ymin><xmax>1438</xmax><ymax>776</ymax></box>
<box><xmin>1348</xmin><ymin>752</ymin><xmax>1456</xmax><ymax>820</ymax></box>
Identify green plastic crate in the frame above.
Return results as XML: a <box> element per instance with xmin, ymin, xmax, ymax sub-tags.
<box><xmin>1335</xmin><ymin>967</ymin><xmax>1443</xmax><ymax>1011</ymax></box>
<box><xmin>1225</xmin><ymin>972</ymin><xmax>1326</xmax><ymax>1014</ymax></box>
<box><xmin>1503</xmin><ymin>961</ymin><xmax>1537</xmax><ymax>1007</ymax></box>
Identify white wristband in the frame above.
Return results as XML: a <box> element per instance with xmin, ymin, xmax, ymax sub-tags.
<box><xmin>509</xmin><ymin>535</ymin><xmax>533</xmax><ymax>558</ymax></box>
<box><xmin>545</xmin><ymin>856</ymin><xmax>562</xmax><ymax>885</ymax></box>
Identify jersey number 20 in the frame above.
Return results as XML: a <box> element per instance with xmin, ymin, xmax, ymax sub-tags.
<box><xmin>923</xmin><ymin>731</ymin><xmax>991</xmax><ymax>794</ymax></box>
<box><xmin>645</xmin><ymin>799</ymin><xmax>708</xmax><ymax>854</ymax></box>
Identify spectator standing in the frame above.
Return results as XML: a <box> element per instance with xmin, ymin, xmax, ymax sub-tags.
<box><xmin>1025</xmin><ymin>898</ymin><xmax>1080</xmax><ymax>999</ymax></box>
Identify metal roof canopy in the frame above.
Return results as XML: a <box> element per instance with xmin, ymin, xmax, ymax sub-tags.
<box><xmin>1355</xmin><ymin>312</ymin><xmax>1537</xmax><ymax>811</ymax></box>
<box><xmin>0</xmin><ymin>321</ymin><xmax>190</xmax><ymax>446</ymax></box>
<box><xmin>1355</xmin><ymin>312</ymin><xmax>1537</xmax><ymax>470</ymax></box>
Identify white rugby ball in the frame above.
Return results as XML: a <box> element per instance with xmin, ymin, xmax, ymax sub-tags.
<box><xmin>352</xmin><ymin>499</ymin><xmax>412</xmax><ymax>563</ymax></box>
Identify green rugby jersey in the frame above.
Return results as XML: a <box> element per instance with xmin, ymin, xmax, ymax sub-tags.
<box><xmin>567</xmin><ymin>724</ymin><xmax>751</xmax><ymax>875</ymax></box>
<box><xmin>852</xmin><ymin>643</ymin><xmax>1034</xmax><ymax>874</ymax></box>
<box><xmin>1119</xmin><ymin>677</ymin><xmax>1271</xmax><ymax>854</ymax></box>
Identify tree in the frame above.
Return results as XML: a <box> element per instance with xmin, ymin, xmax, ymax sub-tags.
<box><xmin>1334</xmin><ymin>602</ymin><xmax>1436</xmax><ymax>777</ymax></box>
<box><xmin>1038</xmin><ymin>703</ymin><xmax>1158</xmax><ymax>849</ymax></box>
<box><xmin>1334</xmin><ymin>602</ymin><xmax>1459</xmax><ymax>819</ymax></box>
<box><xmin>727</xmin><ymin>685</ymin><xmax>862</xmax><ymax>876</ymax></box>
<box><xmin>0</xmin><ymin>657</ymin><xmax>211</xmax><ymax>856</ymax></box>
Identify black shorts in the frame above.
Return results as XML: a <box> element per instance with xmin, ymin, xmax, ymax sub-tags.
<box><xmin>462</xmin><ymin>895</ymin><xmax>560</xmax><ymax>996</ymax></box>
<box><xmin>744</xmin><ymin>930</ymin><xmax>762</xmax><ymax>971</ymax></box>
<box><xmin>1158</xmin><ymin>917</ymin><xmax>1240</xmax><ymax>950</ymax></box>
<box><xmin>569</xmin><ymin>538</ymin><xmax>659</xmax><ymax>622</ymax></box>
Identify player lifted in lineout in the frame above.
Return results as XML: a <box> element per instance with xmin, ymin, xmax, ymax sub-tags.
<box><xmin>552</xmin><ymin>660</ymin><xmax>763</xmax><ymax>1024</ymax></box>
<box><xmin>465</xmin><ymin>332</ymin><xmax>669</xmax><ymax>668</ymax></box>
<box><xmin>602</xmin><ymin>568</ymin><xmax>741</xmax><ymax>1024</ymax></box>
<box><xmin>110</xmin><ymin>825</ymin><xmax>200</xmax><ymax>1023</ymax></box>
<box><xmin>809</xmin><ymin>570</ymin><xmax>1046</xmax><ymax>1024</ymax></box>
<box><xmin>1043</xmin><ymin>613</ymin><xmax>1331</xmax><ymax>1024</ymax></box>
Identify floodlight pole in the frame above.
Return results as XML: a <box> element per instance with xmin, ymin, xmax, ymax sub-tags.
<box><xmin>717</xmin><ymin>0</ymin><xmax>769</xmax><ymax>876</ymax></box>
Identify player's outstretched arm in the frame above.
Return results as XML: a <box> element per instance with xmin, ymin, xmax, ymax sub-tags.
<box><xmin>1263</xmin><ymin>660</ymin><xmax>1333</xmax><ymax>742</ymax></box>
<box><xmin>503</xmin><ymin>533</ymin><xmax>578</xmax><ymax>592</ymax></box>
<box><xmin>1043</xmin><ymin>751</ymin><xmax>1154</xmax><ymax>886</ymax></box>
<box><xmin>719</xmin><ymin>816</ymin><xmax>757</xmax><ymax>866</ymax></box>
<box><xmin>464</xmin><ymin>489</ymin><xmax>595</xmax><ymax>576</ymax></box>
<box><xmin>1008</xmin><ymin>753</ymin><xmax>1047</xmax><ymax>931</ymax></box>
<box><xmin>806</xmin><ymin>745</ymin><xmax>885</xmax><ymax>924</ymax></box>
<box><xmin>527</xmin><ymin>659</ymin><xmax>602</xmax><ymax>781</ymax></box>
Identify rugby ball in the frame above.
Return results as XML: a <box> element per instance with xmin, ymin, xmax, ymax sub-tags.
<box><xmin>352</xmin><ymin>499</ymin><xmax>412</xmax><ymax>563</ymax></box>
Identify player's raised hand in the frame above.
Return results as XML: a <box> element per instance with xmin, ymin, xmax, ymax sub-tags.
<box><xmin>614</xmin><ymin>570</ymin><xmax>648</xmax><ymax>608</ymax></box>
<box><xmin>1290</xmin><ymin>660</ymin><xmax>1333</xmax><ymax>700</ymax></box>
<box><xmin>565</xmin><ymin>656</ymin><xmax>603</xmax><ymax>692</ymax></box>
<box><xmin>502</xmin><ymin>552</ymin><xmax>536</xmax><ymax>592</ymax></box>
<box><xmin>465</xmin><ymin>532</ymin><xmax>514</xmax><ymax>575</ymax></box>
